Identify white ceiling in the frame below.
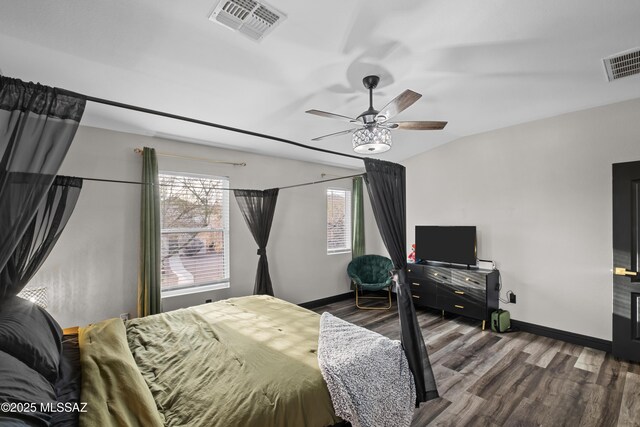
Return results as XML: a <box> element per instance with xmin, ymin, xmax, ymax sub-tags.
<box><xmin>1</xmin><ymin>0</ymin><xmax>639</xmax><ymax>169</ymax></box>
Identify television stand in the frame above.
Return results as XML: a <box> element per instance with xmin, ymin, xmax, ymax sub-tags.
<box><xmin>406</xmin><ymin>262</ymin><xmax>499</xmax><ymax>330</ymax></box>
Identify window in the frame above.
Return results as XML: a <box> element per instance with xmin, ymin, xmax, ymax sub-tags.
<box><xmin>327</xmin><ymin>188</ymin><xmax>352</xmax><ymax>254</ymax></box>
<box><xmin>159</xmin><ymin>172</ymin><xmax>230</xmax><ymax>294</ymax></box>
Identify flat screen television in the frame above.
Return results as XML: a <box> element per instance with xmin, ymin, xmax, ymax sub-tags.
<box><xmin>415</xmin><ymin>226</ymin><xmax>477</xmax><ymax>266</ymax></box>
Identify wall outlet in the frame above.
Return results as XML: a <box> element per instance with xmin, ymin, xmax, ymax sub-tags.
<box><xmin>119</xmin><ymin>313</ymin><xmax>130</xmax><ymax>321</ymax></box>
<box><xmin>509</xmin><ymin>293</ymin><xmax>517</xmax><ymax>304</ymax></box>
<box><xmin>205</xmin><ymin>299</ymin><xmax>212</xmax><ymax>303</ymax></box>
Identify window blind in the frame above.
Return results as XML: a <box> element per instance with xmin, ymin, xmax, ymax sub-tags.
<box><xmin>327</xmin><ymin>188</ymin><xmax>352</xmax><ymax>254</ymax></box>
<box><xmin>159</xmin><ymin>173</ymin><xmax>230</xmax><ymax>291</ymax></box>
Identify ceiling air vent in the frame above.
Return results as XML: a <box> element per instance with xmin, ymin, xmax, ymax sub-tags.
<box><xmin>603</xmin><ymin>48</ymin><xmax>640</xmax><ymax>81</ymax></box>
<box><xmin>209</xmin><ymin>0</ymin><xmax>286</xmax><ymax>42</ymax></box>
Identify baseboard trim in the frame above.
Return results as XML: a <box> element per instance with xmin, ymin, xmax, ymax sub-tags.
<box><xmin>299</xmin><ymin>292</ymin><xmax>353</xmax><ymax>309</ymax></box>
<box><xmin>511</xmin><ymin>319</ymin><xmax>612</xmax><ymax>353</ymax></box>
<box><xmin>299</xmin><ymin>295</ymin><xmax>613</xmax><ymax>353</ymax></box>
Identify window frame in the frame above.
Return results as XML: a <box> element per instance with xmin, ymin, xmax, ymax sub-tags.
<box><xmin>159</xmin><ymin>170</ymin><xmax>230</xmax><ymax>297</ymax></box>
<box><xmin>326</xmin><ymin>187</ymin><xmax>352</xmax><ymax>255</ymax></box>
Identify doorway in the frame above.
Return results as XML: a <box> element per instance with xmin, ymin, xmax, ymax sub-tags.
<box><xmin>612</xmin><ymin>160</ymin><xmax>640</xmax><ymax>362</ymax></box>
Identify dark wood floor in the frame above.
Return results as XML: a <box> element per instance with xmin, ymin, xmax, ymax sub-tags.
<box><xmin>313</xmin><ymin>298</ymin><xmax>640</xmax><ymax>427</ymax></box>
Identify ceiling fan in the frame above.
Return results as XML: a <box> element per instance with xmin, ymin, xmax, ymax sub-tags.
<box><xmin>306</xmin><ymin>75</ymin><xmax>447</xmax><ymax>154</ymax></box>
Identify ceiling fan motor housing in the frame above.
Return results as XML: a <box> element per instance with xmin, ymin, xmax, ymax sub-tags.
<box><xmin>357</xmin><ymin>109</ymin><xmax>379</xmax><ymax>124</ymax></box>
<box><xmin>362</xmin><ymin>75</ymin><xmax>380</xmax><ymax>90</ymax></box>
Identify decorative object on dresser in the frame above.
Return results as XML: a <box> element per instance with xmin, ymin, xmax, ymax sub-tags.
<box><xmin>406</xmin><ymin>263</ymin><xmax>499</xmax><ymax>330</ymax></box>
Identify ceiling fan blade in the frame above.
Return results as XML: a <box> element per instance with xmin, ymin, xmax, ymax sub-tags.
<box><xmin>375</xmin><ymin>90</ymin><xmax>422</xmax><ymax>122</ymax></box>
<box><xmin>306</xmin><ymin>109</ymin><xmax>358</xmax><ymax>123</ymax></box>
<box><xmin>311</xmin><ymin>128</ymin><xmax>358</xmax><ymax>141</ymax></box>
<box><xmin>386</xmin><ymin>121</ymin><xmax>448</xmax><ymax>130</ymax></box>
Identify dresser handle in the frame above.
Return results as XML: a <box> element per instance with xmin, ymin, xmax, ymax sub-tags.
<box><xmin>412</xmin><ymin>295</ymin><xmax>421</xmax><ymax>299</ymax></box>
<box><xmin>412</xmin><ymin>282</ymin><xmax>420</xmax><ymax>286</ymax></box>
<box><xmin>454</xmin><ymin>304</ymin><xmax>464</xmax><ymax>309</ymax></box>
<box><xmin>454</xmin><ymin>290</ymin><xmax>465</xmax><ymax>295</ymax></box>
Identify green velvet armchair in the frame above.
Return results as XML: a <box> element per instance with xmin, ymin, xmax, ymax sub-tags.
<box><xmin>347</xmin><ymin>254</ymin><xmax>394</xmax><ymax>310</ymax></box>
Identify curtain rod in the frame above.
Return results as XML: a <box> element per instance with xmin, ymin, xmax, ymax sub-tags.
<box><xmin>133</xmin><ymin>148</ymin><xmax>246</xmax><ymax>166</ymax></box>
<box><xmin>278</xmin><ymin>173</ymin><xmax>364</xmax><ymax>190</ymax></box>
<box><xmin>76</xmin><ymin>173</ymin><xmax>364</xmax><ymax>190</ymax></box>
<box><xmin>79</xmin><ymin>176</ymin><xmax>242</xmax><ymax>190</ymax></box>
<box><xmin>58</xmin><ymin>89</ymin><xmax>363</xmax><ymax>161</ymax></box>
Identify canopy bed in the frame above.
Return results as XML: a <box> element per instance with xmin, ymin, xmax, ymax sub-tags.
<box><xmin>0</xmin><ymin>76</ymin><xmax>438</xmax><ymax>426</ymax></box>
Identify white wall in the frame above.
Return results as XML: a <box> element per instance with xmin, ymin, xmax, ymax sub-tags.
<box><xmin>404</xmin><ymin>97</ymin><xmax>640</xmax><ymax>340</ymax></box>
<box><xmin>29</xmin><ymin>126</ymin><xmax>385</xmax><ymax>328</ymax></box>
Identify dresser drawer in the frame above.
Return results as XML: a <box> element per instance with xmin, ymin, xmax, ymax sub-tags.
<box><xmin>408</xmin><ymin>265</ymin><xmax>451</xmax><ymax>283</ymax></box>
<box><xmin>439</xmin><ymin>295</ymin><xmax>484</xmax><ymax>320</ymax></box>
<box><xmin>450</xmin><ymin>270</ymin><xmax>486</xmax><ymax>291</ymax></box>
<box><xmin>438</xmin><ymin>285</ymin><xmax>485</xmax><ymax>306</ymax></box>
<box><xmin>406</xmin><ymin>264</ymin><xmax>427</xmax><ymax>278</ymax></box>
<box><xmin>407</xmin><ymin>278</ymin><xmax>437</xmax><ymax>298</ymax></box>
<box><xmin>410</xmin><ymin>291</ymin><xmax>436</xmax><ymax>307</ymax></box>
<box><xmin>427</xmin><ymin>267</ymin><xmax>451</xmax><ymax>284</ymax></box>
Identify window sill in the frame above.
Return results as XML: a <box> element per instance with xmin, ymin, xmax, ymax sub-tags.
<box><xmin>162</xmin><ymin>282</ymin><xmax>230</xmax><ymax>299</ymax></box>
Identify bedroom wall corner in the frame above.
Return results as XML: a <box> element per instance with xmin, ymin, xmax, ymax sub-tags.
<box><xmin>403</xmin><ymin>97</ymin><xmax>640</xmax><ymax>341</ymax></box>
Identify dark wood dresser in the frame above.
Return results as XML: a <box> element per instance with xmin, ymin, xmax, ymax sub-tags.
<box><xmin>406</xmin><ymin>263</ymin><xmax>500</xmax><ymax>330</ymax></box>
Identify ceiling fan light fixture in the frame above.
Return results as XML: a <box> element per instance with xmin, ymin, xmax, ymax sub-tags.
<box><xmin>352</xmin><ymin>126</ymin><xmax>392</xmax><ymax>154</ymax></box>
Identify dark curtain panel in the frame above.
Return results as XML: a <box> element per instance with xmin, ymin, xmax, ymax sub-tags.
<box><xmin>363</xmin><ymin>158</ymin><xmax>438</xmax><ymax>404</ymax></box>
<box><xmin>138</xmin><ymin>147</ymin><xmax>162</xmax><ymax>317</ymax></box>
<box><xmin>0</xmin><ymin>76</ymin><xmax>85</xmax><ymax>274</ymax></box>
<box><xmin>233</xmin><ymin>189</ymin><xmax>279</xmax><ymax>296</ymax></box>
<box><xmin>351</xmin><ymin>176</ymin><xmax>365</xmax><ymax>290</ymax></box>
<box><xmin>352</xmin><ymin>176</ymin><xmax>365</xmax><ymax>259</ymax></box>
<box><xmin>0</xmin><ymin>176</ymin><xmax>83</xmax><ymax>299</ymax></box>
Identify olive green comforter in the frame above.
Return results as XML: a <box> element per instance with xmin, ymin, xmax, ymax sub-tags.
<box><xmin>79</xmin><ymin>295</ymin><xmax>339</xmax><ymax>427</ymax></box>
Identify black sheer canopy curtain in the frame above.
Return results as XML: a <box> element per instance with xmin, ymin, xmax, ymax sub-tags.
<box><xmin>0</xmin><ymin>77</ymin><xmax>86</xmax><ymax>289</ymax></box>
<box><xmin>363</xmin><ymin>158</ymin><xmax>438</xmax><ymax>405</ymax></box>
<box><xmin>233</xmin><ymin>189</ymin><xmax>279</xmax><ymax>296</ymax></box>
<box><xmin>0</xmin><ymin>176</ymin><xmax>83</xmax><ymax>298</ymax></box>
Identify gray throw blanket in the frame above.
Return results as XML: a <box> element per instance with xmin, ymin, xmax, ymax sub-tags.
<box><xmin>317</xmin><ymin>313</ymin><xmax>416</xmax><ymax>427</ymax></box>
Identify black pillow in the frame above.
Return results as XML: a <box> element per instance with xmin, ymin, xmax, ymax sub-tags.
<box><xmin>0</xmin><ymin>296</ymin><xmax>63</xmax><ymax>384</ymax></box>
<box><xmin>0</xmin><ymin>350</ymin><xmax>56</xmax><ymax>426</ymax></box>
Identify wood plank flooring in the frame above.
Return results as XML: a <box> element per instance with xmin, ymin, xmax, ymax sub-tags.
<box><xmin>313</xmin><ymin>298</ymin><xmax>640</xmax><ymax>427</ymax></box>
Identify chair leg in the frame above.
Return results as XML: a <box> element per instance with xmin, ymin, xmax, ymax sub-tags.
<box><xmin>355</xmin><ymin>286</ymin><xmax>392</xmax><ymax>310</ymax></box>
